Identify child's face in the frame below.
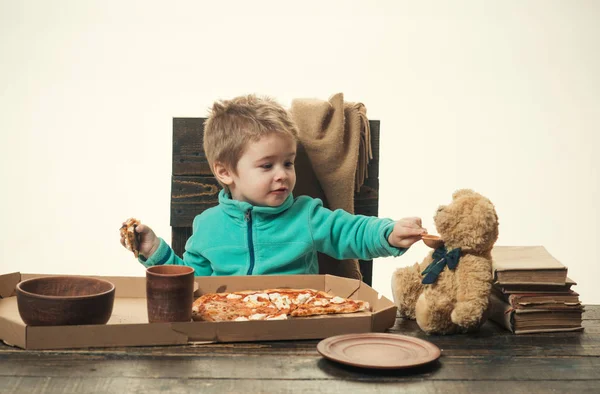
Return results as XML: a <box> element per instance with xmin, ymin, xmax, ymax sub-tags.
<box><xmin>229</xmin><ymin>133</ymin><xmax>297</xmax><ymax>207</ymax></box>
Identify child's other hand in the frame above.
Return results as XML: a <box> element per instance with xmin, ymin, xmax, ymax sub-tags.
<box><xmin>120</xmin><ymin>221</ymin><xmax>160</xmax><ymax>258</ymax></box>
<box><xmin>388</xmin><ymin>217</ymin><xmax>426</xmax><ymax>249</ymax></box>
<box><xmin>135</xmin><ymin>223</ymin><xmax>161</xmax><ymax>258</ymax></box>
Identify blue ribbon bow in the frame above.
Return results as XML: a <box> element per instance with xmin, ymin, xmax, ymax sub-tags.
<box><xmin>421</xmin><ymin>246</ymin><xmax>462</xmax><ymax>284</ymax></box>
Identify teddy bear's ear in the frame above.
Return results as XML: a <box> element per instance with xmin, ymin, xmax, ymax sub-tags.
<box><xmin>469</xmin><ymin>197</ymin><xmax>500</xmax><ymax>251</ymax></box>
<box><xmin>452</xmin><ymin>189</ymin><xmax>475</xmax><ymax>200</ymax></box>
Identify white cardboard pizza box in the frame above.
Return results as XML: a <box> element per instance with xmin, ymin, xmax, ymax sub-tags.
<box><xmin>0</xmin><ymin>272</ymin><xmax>397</xmax><ymax>350</ymax></box>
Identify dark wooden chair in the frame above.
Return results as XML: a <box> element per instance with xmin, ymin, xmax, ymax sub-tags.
<box><xmin>170</xmin><ymin>118</ymin><xmax>381</xmax><ymax>285</ymax></box>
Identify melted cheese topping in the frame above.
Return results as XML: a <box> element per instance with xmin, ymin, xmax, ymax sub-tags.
<box><xmin>226</xmin><ymin>293</ymin><xmax>242</xmax><ymax>300</ymax></box>
<box><xmin>243</xmin><ymin>293</ymin><xmax>270</xmax><ymax>305</ymax></box>
<box><xmin>268</xmin><ymin>293</ymin><xmax>291</xmax><ymax>310</ymax></box>
<box><xmin>331</xmin><ymin>296</ymin><xmax>346</xmax><ymax>304</ymax></box>
<box><xmin>294</xmin><ymin>293</ymin><xmax>313</xmax><ymax>305</ymax></box>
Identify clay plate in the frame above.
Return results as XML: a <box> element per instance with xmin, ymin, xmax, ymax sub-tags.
<box><xmin>317</xmin><ymin>333</ymin><xmax>441</xmax><ymax>369</ymax></box>
<box><xmin>421</xmin><ymin>234</ymin><xmax>444</xmax><ymax>249</ymax></box>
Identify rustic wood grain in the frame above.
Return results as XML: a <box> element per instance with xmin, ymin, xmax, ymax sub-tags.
<box><xmin>1</xmin><ymin>353</ymin><xmax>600</xmax><ymax>380</ymax></box>
<box><xmin>172</xmin><ymin>118</ymin><xmax>211</xmax><ymax>176</ymax></box>
<box><xmin>3</xmin><ymin>377</ymin><xmax>599</xmax><ymax>394</ymax></box>
<box><xmin>170</xmin><ymin>176</ymin><xmax>221</xmax><ymax>227</ymax></box>
<box><xmin>172</xmin><ymin>227</ymin><xmax>193</xmax><ymax>263</ymax></box>
<box><xmin>2</xmin><ymin>377</ymin><xmax>598</xmax><ymax>394</ymax></box>
<box><xmin>583</xmin><ymin>307</ymin><xmax>600</xmax><ymax>320</ymax></box>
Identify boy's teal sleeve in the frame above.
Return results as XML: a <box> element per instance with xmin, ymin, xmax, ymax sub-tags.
<box><xmin>308</xmin><ymin>200</ymin><xmax>407</xmax><ymax>260</ymax></box>
<box><xmin>138</xmin><ymin>238</ymin><xmax>213</xmax><ymax>276</ymax></box>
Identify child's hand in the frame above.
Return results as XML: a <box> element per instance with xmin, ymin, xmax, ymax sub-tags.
<box><xmin>120</xmin><ymin>221</ymin><xmax>160</xmax><ymax>258</ymax></box>
<box><xmin>388</xmin><ymin>217</ymin><xmax>426</xmax><ymax>249</ymax></box>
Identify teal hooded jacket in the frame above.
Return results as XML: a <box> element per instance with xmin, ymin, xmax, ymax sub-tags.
<box><xmin>140</xmin><ymin>190</ymin><xmax>406</xmax><ymax>276</ymax></box>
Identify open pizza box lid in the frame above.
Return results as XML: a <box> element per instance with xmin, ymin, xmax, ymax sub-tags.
<box><xmin>0</xmin><ymin>272</ymin><xmax>397</xmax><ymax>350</ymax></box>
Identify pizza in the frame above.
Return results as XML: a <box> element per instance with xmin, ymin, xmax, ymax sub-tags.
<box><xmin>120</xmin><ymin>217</ymin><xmax>141</xmax><ymax>257</ymax></box>
<box><xmin>192</xmin><ymin>288</ymin><xmax>370</xmax><ymax>322</ymax></box>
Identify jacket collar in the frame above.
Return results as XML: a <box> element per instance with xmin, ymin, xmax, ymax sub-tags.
<box><xmin>218</xmin><ymin>189</ymin><xmax>294</xmax><ymax>220</ymax></box>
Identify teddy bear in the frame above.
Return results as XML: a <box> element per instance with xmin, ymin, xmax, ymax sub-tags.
<box><xmin>391</xmin><ymin>189</ymin><xmax>499</xmax><ymax>335</ymax></box>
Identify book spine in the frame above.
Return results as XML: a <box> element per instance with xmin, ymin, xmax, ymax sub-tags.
<box><xmin>488</xmin><ymin>293</ymin><xmax>514</xmax><ymax>333</ymax></box>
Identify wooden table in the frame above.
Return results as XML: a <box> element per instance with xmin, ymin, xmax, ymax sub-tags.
<box><xmin>1</xmin><ymin>306</ymin><xmax>598</xmax><ymax>393</ymax></box>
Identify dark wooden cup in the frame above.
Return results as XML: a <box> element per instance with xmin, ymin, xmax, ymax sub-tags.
<box><xmin>146</xmin><ymin>265</ymin><xmax>195</xmax><ymax>323</ymax></box>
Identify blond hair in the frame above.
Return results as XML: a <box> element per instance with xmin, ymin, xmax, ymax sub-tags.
<box><xmin>203</xmin><ymin>95</ymin><xmax>299</xmax><ymax>179</ymax></box>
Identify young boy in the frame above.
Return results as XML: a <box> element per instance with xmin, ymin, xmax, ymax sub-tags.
<box><xmin>120</xmin><ymin>94</ymin><xmax>425</xmax><ymax>276</ymax></box>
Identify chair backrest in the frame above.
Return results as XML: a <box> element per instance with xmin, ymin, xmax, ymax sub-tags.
<box><xmin>171</xmin><ymin>118</ymin><xmax>381</xmax><ymax>285</ymax></box>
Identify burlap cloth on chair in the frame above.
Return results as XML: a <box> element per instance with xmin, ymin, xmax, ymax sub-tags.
<box><xmin>290</xmin><ymin>93</ymin><xmax>372</xmax><ymax>280</ymax></box>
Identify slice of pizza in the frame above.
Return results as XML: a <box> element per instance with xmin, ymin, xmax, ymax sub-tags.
<box><xmin>120</xmin><ymin>218</ymin><xmax>141</xmax><ymax>258</ymax></box>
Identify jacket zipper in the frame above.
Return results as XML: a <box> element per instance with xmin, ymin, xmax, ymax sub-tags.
<box><xmin>245</xmin><ymin>209</ymin><xmax>255</xmax><ymax>275</ymax></box>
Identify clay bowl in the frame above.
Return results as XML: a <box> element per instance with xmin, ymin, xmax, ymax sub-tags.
<box><xmin>16</xmin><ymin>276</ymin><xmax>115</xmax><ymax>326</ymax></box>
<box><xmin>421</xmin><ymin>234</ymin><xmax>444</xmax><ymax>249</ymax></box>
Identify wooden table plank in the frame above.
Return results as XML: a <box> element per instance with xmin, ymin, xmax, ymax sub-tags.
<box><xmin>582</xmin><ymin>306</ymin><xmax>600</xmax><ymax>320</ymax></box>
<box><xmin>2</xmin><ymin>377</ymin><xmax>599</xmax><ymax>394</ymax></box>
<box><xmin>1</xmin><ymin>354</ymin><xmax>600</xmax><ymax>381</ymax></box>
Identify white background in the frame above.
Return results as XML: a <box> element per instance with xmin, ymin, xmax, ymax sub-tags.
<box><xmin>1</xmin><ymin>1</ymin><xmax>598</xmax><ymax>303</ymax></box>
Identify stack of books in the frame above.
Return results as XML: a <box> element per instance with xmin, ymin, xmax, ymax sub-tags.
<box><xmin>489</xmin><ymin>246</ymin><xmax>584</xmax><ymax>334</ymax></box>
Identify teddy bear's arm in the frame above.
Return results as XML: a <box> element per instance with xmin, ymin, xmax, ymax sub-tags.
<box><xmin>391</xmin><ymin>250</ymin><xmax>436</xmax><ymax>320</ymax></box>
<box><xmin>450</xmin><ymin>254</ymin><xmax>493</xmax><ymax>331</ymax></box>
